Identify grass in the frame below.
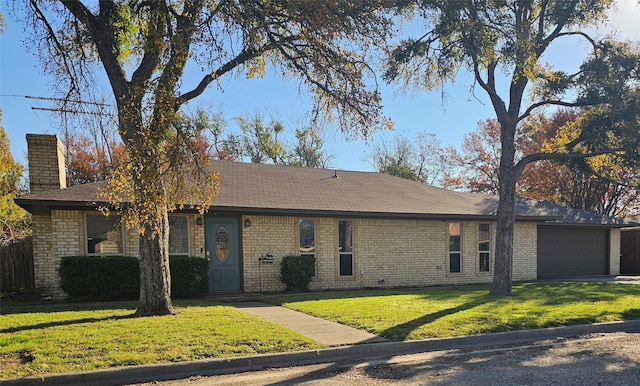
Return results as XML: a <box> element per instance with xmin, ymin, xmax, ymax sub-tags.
<box><xmin>0</xmin><ymin>299</ymin><xmax>323</xmax><ymax>380</ymax></box>
<box><xmin>2</xmin><ymin>282</ymin><xmax>640</xmax><ymax>380</ymax></box>
<box><xmin>266</xmin><ymin>282</ymin><xmax>640</xmax><ymax>341</ymax></box>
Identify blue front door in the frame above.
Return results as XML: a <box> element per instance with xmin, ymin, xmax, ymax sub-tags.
<box><xmin>205</xmin><ymin>217</ymin><xmax>241</xmax><ymax>291</ymax></box>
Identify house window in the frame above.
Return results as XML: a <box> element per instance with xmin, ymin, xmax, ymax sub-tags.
<box><xmin>169</xmin><ymin>216</ymin><xmax>189</xmax><ymax>255</ymax></box>
<box><xmin>338</xmin><ymin>220</ymin><xmax>353</xmax><ymax>276</ymax></box>
<box><xmin>299</xmin><ymin>219</ymin><xmax>316</xmax><ymax>276</ymax></box>
<box><xmin>448</xmin><ymin>222</ymin><xmax>461</xmax><ymax>273</ymax></box>
<box><xmin>86</xmin><ymin>213</ymin><xmax>123</xmax><ymax>255</ymax></box>
<box><xmin>479</xmin><ymin>223</ymin><xmax>491</xmax><ymax>272</ymax></box>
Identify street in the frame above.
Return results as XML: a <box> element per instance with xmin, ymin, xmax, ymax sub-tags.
<box><xmin>132</xmin><ymin>331</ymin><xmax>640</xmax><ymax>385</ymax></box>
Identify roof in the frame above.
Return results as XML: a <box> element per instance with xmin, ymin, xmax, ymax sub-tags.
<box><xmin>14</xmin><ymin>160</ymin><xmax>632</xmax><ymax>226</ymax></box>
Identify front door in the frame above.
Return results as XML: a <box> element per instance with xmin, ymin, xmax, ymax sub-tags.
<box><xmin>205</xmin><ymin>217</ymin><xmax>241</xmax><ymax>291</ymax></box>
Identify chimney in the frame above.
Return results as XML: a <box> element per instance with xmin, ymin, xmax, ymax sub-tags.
<box><xmin>26</xmin><ymin>134</ymin><xmax>67</xmax><ymax>193</ymax></box>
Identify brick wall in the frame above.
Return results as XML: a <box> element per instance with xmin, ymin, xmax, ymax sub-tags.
<box><xmin>26</xmin><ymin>134</ymin><xmax>66</xmax><ymax>192</ymax></box>
<box><xmin>610</xmin><ymin>228</ymin><xmax>621</xmax><ymax>275</ymax></box>
<box><xmin>513</xmin><ymin>222</ymin><xmax>538</xmax><ymax>280</ymax></box>
<box><xmin>32</xmin><ymin>210</ymin><xmax>83</xmax><ymax>296</ymax></box>
<box><xmin>32</xmin><ymin>209</ymin><xmax>203</xmax><ymax>296</ymax></box>
<box><xmin>241</xmin><ymin>216</ymin><xmax>539</xmax><ymax>292</ymax></box>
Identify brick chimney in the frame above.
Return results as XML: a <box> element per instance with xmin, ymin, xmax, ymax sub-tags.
<box><xmin>26</xmin><ymin>134</ymin><xmax>67</xmax><ymax>193</ymax></box>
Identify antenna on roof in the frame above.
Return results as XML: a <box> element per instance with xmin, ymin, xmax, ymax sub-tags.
<box><xmin>333</xmin><ymin>170</ymin><xmax>339</xmax><ymax>178</ymax></box>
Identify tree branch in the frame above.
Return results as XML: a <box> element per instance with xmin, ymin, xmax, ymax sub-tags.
<box><xmin>176</xmin><ymin>43</ymin><xmax>273</xmax><ymax>107</ymax></box>
<box><xmin>519</xmin><ymin>99</ymin><xmax>588</xmax><ymax>120</ymax></box>
<box><xmin>59</xmin><ymin>0</ymin><xmax>130</xmax><ymax>100</ymax></box>
<box><xmin>514</xmin><ymin>148</ymin><xmax>622</xmax><ymax>176</ymax></box>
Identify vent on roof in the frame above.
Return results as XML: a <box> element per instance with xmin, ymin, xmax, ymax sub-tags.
<box><xmin>333</xmin><ymin>170</ymin><xmax>339</xmax><ymax>178</ymax></box>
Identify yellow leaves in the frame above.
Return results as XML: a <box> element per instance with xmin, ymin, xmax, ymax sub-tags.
<box><xmin>245</xmin><ymin>57</ymin><xmax>266</xmax><ymax>79</ymax></box>
<box><xmin>113</xmin><ymin>3</ymin><xmax>140</xmax><ymax>62</ymax></box>
<box><xmin>542</xmin><ymin>119</ymin><xmax>581</xmax><ymax>154</ymax></box>
<box><xmin>97</xmin><ymin>145</ymin><xmax>221</xmax><ymax>237</ymax></box>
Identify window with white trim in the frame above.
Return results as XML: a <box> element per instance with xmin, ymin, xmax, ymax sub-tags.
<box><xmin>338</xmin><ymin>220</ymin><xmax>353</xmax><ymax>276</ymax></box>
<box><xmin>479</xmin><ymin>223</ymin><xmax>491</xmax><ymax>272</ymax></box>
<box><xmin>299</xmin><ymin>219</ymin><xmax>316</xmax><ymax>276</ymax></box>
<box><xmin>86</xmin><ymin>213</ymin><xmax>123</xmax><ymax>255</ymax></box>
<box><xmin>448</xmin><ymin>222</ymin><xmax>461</xmax><ymax>273</ymax></box>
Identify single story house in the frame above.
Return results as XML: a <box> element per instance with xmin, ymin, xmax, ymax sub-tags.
<box><xmin>16</xmin><ymin>134</ymin><xmax>632</xmax><ymax>297</ymax></box>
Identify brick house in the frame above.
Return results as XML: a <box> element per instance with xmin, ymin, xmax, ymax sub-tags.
<box><xmin>16</xmin><ymin>134</ymin><xmax>630</xmax><ymax>297</ymax></box>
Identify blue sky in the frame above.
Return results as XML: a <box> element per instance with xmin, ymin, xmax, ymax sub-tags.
<box><xmin>2</xmin><ymin>1</ymin><xmax>639</xmax><ymax>173</ymax></box>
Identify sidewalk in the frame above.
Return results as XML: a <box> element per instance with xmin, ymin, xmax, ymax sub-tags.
<box><xmin>230</xmin><ymin>302</ymin><xmax>387</xmax><ymax>346</ymax></box>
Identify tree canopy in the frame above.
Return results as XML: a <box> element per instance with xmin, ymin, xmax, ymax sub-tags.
<box><xmin>444</xmin><ymin>111</ymin><xmax>640</xmax><ymax>218</ymax></box>
<box><xmin>367</xmin><ymin>132</ymin><xmax>446</xmax><ymax>184</ymax></box>
<box><xmin>385</xmin><ymin>0</ymin><xmax>640</xmax><ymax>295</ymax></box>
<box><xmin>24</xmin><ymin>0</ymin><xmax>394</xmax><ymax>315</ymax></box>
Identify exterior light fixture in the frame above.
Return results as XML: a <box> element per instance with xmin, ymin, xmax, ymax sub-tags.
<box><xmin>196</xmin><ymin>217</ymin><xmax>203</xmax><ymax>226</ymax></box>
<box><xmin>245</xmin><ymin>218</ymin><xmax>251</xmax><ymax>228</ymax></box>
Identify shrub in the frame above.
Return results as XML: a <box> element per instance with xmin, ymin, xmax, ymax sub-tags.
<box><xmin>59</xmin><ymin>255</ymin><xmax>209</xmax><ymax>300</ymax></box>
<box><xmin>59</xmin><ymin>255</ymin><xmax>139</xmax><ymax>300</ymax></box>
<box><xmin>280</xmin><ymin>255</ymin><xmax>315</xmax><ymax>292</ymax></box>
<box><xmin>169</xmin><ymin>255</ymin><xmax>209</xmax><ymax>298</ymax></box>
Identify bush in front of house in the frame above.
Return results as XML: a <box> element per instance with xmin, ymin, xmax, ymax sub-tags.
<box><xmin>169</xmin><ymin>255</ymin><xmax>209</xmax><ymax>298</ymax></box>
<box><xmin>280</xmin><ymin>255</ymin><xmax>315</xmax><ymax>292</ymax></box>
<box><xmin>58</xmin><ymin>255</ymin><xmax>209</xmax><ymax>300</ymax></box>
<box><xmin>59</xmin><ymin>255</ymin><xmax>139</xmax><ymax>300</ymax></box>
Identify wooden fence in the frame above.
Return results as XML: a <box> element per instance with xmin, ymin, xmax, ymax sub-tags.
<box><xmin>621</xmin><ymin>229</ymin><xmax>640</xmax><ymax>275</ymax></box>
<box><xmin>0</xmin><ymin>238</ymin><xmax>34</xmax><ymax>293</ymax></box>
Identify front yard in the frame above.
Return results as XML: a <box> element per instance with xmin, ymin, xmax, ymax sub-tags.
<box><xmin>266</xmin><ymin>282</ymin><xmax>640</xmax><ymax>341</ymax></box>
<box><xmin>0</xmin><ymin>299</ymin><xmax>322</xmax><ymax>380</ymax></box>
<box><xmin>2</xmin><ymin>282</ymin><xmax>640</xmax><ymax>380</ymax></box>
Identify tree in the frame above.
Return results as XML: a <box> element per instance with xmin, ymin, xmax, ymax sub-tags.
<box><xmin>367</xmin><ymin>132</ymin><xmax>446</xmax><ymax>184</ymax></box>
<box><xmin>234</xmin><ymin>113</ymin><xmax>288</xmax><ymax>164</ymax></box>
<box><xmin>229</xmin><ymin>112</ymin><xmax>334</xmax><ymax>167</ymax></box>
<box><xmin>519</xmin><ymin>110</ymin><xmax>640</xmax><ymax>218</ymax></box>
<box><xmin>0</xmin><ymin>115</ymin><xmax>31</xmax><ymax>246</ymax></box>
<box><xmin>25</xmin><ymin>1</ymin><xmax>392</xmax><ymax>315</ymax></box>
<box><xmin>385</xmin><ymin>1</ymin><xmax>640</xmax><ymax>295</ymax></box>
<box><xmin>65</xmin><ymin>134</ymin><xmax>127</xmax><ymax>186</ymax></box>
<box><xmin>290</xmin><ymin>126</ymin><xmax>333</xmax><ymax>168</ymax></box>
<box><xmin>442</xmin><ymin>119</ymin><xmax>503</xmax><ymax>194</ymax></box>
<box><xmin>445</xmin><ymin>111</ymin><xmax>640</xmax><ymax>217</ymax></box>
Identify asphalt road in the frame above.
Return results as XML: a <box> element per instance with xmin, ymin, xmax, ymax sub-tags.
<box><xmin>132</xmin><ymin>331</ymin><xmax>640</xmax><ymax>385</ymax></box>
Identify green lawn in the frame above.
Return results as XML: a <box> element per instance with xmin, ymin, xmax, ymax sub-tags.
<box><xmin>0</xmin><ymin>299</ymin><xmax>323</xmax><ymax>380</ymax></box>
<box><xmin>2</xmin><ymin>282</ymin><xmax>639</xmax><ymax>380</ymax></box>
<box><xmin>266</xmin><ymin>282</ymin><xmax>640</xmax><ymax>341</ymax></box>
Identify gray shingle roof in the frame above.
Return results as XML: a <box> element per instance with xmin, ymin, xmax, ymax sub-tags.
<box><xmin>14</xmin><ymin>160</ymin><xmax>631</xmax><ymax>226</ymax></box>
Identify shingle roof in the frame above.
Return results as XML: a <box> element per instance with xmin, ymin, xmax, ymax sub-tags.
<box><xmin>14</xmin><ymin>160</ymin><xmax>631</xmax><ymax>226</ymax></box>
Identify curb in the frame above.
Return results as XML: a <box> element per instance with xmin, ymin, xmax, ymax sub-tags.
<box><xmin>5</xmin><ymin>320</ymin><xmax>640</xmax><ymax>385</ymax></box>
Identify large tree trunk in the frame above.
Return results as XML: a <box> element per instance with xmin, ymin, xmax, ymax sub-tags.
<box><xmin>136</xmin><ymin>207</ymin><xmax>173</xmax><ymax>316</ymax></box>
<box><xmin>490</xmin><ymin>168</ymin><xmax>517</xmax><ymax>296</ymax></box>
<box><xmin>490</xmin><ymin>119</ymin><xmax>518</xmax><ymax>296</ymax></box>
<box><xmin>120</xmin><ymin>104</ymin><xmax>175</xmax><ymax>317</ymax></box>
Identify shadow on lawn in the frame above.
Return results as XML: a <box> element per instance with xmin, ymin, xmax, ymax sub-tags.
<box><xmin>0</xmin><ymin>313</ymin><xmax>138</xmax><ymax>334</ymax></box>
<box><xmin>380</xmin><ymin>295</ymin><xmax>492</xmax><ymax>341</ymax></box>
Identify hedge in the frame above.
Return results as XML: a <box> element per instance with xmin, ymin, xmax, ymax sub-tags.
<box><xmin>280</xmin><ymin>255</ymin><xmax>315</xmax><ymax>292</ymax></box>
<box><xmin>58</xmin><ymin>255</ymin><xmax>209</xmax><ymax>300</ymax></box>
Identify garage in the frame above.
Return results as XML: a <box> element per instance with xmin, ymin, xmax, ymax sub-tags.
<box><xmin>537</xmin><ymin>226</ymin><xmax>609</xmax><ymax>278</ymax></box>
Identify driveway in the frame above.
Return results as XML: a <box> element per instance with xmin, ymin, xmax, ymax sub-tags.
<box><xmin>550</xmin><ymin>275</ymin><xmax>640</xmax><ymax>284</ymax></box>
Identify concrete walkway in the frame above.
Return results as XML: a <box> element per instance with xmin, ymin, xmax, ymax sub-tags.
<box><xmin>230</xmin><ymin>302</ymin><xmax>387</xmax><ymax>346</ymax></box>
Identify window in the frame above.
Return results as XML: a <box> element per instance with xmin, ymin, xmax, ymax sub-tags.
<box><xmin>86</xmin><ymin>213</ymin><xmax>123</xmax><ymax>254</ymax></box>
<box><xmin>479</xmin><ymin>223</ymin><xmax>491</xmax><ymax>272</ymax></box>
<box><xmin>338</xmin><ymin>220</ymin><xmax>353</xmax><ymax>276</ymax></box>
<box><xmin>299</xmin><ymin>219</ymin><xmax>316</xmax><ymax>276</ymax></box>
<box><xmin>169</xmin><ymin>216</ymin><xmax>189</xmax><ymax>255</ymax></box>
<box><xmin>448</xmin><ymin>222</ymin><xmax>461</xmax><ymax>273</ymax></box>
